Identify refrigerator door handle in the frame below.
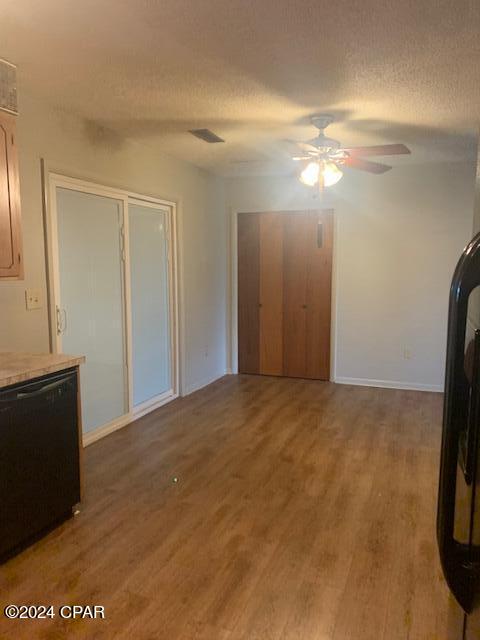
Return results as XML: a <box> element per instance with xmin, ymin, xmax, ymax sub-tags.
<box><xmin>464</xmin><ymin>331</ymin><xmax>480</xmax><ymax>485</ymax></box>
<box><xmin>437</xmin><ymin>415</ymin><xmax>475</xmax><ymax>612</ymax></box>
<box><xmin>437</xmin><ymin>234</ymin><xmax>480</xmax><ymax>614</ymax></box>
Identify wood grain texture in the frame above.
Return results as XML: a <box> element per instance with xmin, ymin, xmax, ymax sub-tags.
<box><xmin>237</xmin><ymin>213</ymin><xmax>260</xmax><ymax>374</ymax></box>
<box><xmin>239</xmin><ymin>210</ymin><xmax>332</xmax><ymax>380</ymax></box>
<box><xmin>76</xmin><ymin>366</ymin><xmax>85</xmax><ymax>500</ymax></box>
<box><xmin>259</xmin><ymin>212</ymin><xmax>284</xmax><ymax>375</ymax></box>
<box><xmin>0</xmin><ymin>376</ymin><xmax>457</xmax><ymax>639</ymax></box>
<box><xmin>0</xmin><ymin>111</ymin><xmax>22</xmax><ymax>279</ymax></box>
<box><xmin>282</xmin><ymin>212</ymin><xmax>309</xmax><ymax>377</ymax></box>
<box><xmin>305</xmin><ymin>210</ymin><xmax>333</xmax><ymax>380</ymax></box>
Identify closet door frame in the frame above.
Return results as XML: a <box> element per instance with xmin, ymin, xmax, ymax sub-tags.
<box><xmin>230</xmin><ymin>208</ymin><xmax>337</xmax><ymax>381</ymax></box>
<box><xmin>45</xmin><ymin>171</ymin><xmax>179</xmax><ymax>446</ymax></box>
<box><xmin>128</xmin><ymin>196</ymin><xmax>178</xmax><ymax>418</ymax></box>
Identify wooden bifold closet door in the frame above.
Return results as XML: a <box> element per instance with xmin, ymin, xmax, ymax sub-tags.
<box><xmin>238</xmin><ymin>210</ymin><xmax>333</xmax><ymax>380</ymax></box>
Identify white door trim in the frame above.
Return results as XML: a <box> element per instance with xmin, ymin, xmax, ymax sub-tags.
<box><xmin>128</xmin><ymin>196</ymin><xmax>180</xmax><ymax>416</ymax></box>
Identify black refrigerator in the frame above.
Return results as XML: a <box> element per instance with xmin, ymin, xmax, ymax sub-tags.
<box><xmin>438</xmin><ymin>232</ymin><xmax>480</xmax><ymax>639</ymax></box>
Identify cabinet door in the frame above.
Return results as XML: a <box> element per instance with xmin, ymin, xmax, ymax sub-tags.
<box><xmin>0</xmin><ymin>111</ymin><xmax>22</xmax><ymax>278</ymax></box>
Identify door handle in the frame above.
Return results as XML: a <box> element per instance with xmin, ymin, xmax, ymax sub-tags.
<box><xmin>0</xmin><ymin>372</ymin><xmax>76</xmax><ymax>403</ymax></box>
<box><xmin>56</xmin><ymin>305</ymin><xmax>62</xmax><ymax>335</ymax></box>
<box><xmin>16</xmin><ymin>378</ymin><xmax>70</xmax><ymax>399</ymax></box>
<box><xmin>56</xmin><ymin>306</ymin><xmax>67</xmax><ymax>335</ymax></box>
<box><xmin>317</xmin><ymin>222</ymin><xmax>323</xmax><ymax>248</ymax></box>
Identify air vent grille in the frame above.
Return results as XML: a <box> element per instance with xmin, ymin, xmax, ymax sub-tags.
<box><xmin>189</xmin><ymin>128</ymin><xmax>224</xmax><ymax>143</ymax></box>
<box><xmin>0</xmin><ymin>59</ymin><xmax>17</xmax><ymax>115</ymax></box>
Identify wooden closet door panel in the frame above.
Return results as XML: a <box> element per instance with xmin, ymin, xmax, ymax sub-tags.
<box><xmin>238</xmin><ymin>213</ymin><xmax>260</xmax><ymax>373</ymax></box>
<box><xmin>259</xmin><ymin>212</ymin><xmax>284</xmax><ymax>375</ymax></box>
<box><xmin>238</xmin><ymin>209</ymin><xmax>333</xmax><ymax>380</ymax></box>
<box><xmin>305</xmin><ymin>211</ymin><xmax>333</xmax><ymax>380</ymax></box>
<box><xmin>282</xmin><ymin>212</ymin><xmax>309</xmax><ymax>377</ymax></box>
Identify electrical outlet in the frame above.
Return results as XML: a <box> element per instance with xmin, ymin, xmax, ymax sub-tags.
<box><xmin>25</xmin><ymin>288</ymin><xmax>42</xmax><ymax>310</ymax></box>
<box><xmin>403</xmin><ymin>347</ymin><xmax>412</xmax><ymax>360</ymax></box>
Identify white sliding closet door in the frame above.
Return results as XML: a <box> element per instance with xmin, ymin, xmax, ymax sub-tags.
<box><xmin>129</xmin><ymin>201</ymin><xmax>172</xmax><ymax>407</ymax></box>
<box><xmin>55</xmin><ymin>187</ymin><xmax>128</xmax><ymax>434</ymax></box>
<box><xmin>49</xmin><ymin>174</ymin><xmax>178</xmax><ymax>443</ymax></box>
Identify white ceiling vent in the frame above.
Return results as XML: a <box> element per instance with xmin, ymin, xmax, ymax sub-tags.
<box><xmin>0</xmin><ymin>59</ymin><xmax>18</xmax><ymax>115</ymax></box>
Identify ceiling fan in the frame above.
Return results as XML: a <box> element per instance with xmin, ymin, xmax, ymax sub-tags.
<box><xmin>291</xmin><ymin>114</ymin><xmax>411</xmax><ymax>189</ymax></box>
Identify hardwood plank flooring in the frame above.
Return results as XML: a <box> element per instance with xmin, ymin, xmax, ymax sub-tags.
<box><xmin>0</xmin><ymin>375</ymin><xmax>455</xmax><ymax>639</ymax></box>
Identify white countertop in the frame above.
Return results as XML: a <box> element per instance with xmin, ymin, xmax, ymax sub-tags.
<box><xmin>0</xmin><ymin>352</ymin><xmax>85</xmax><ymax>389</ymax></box>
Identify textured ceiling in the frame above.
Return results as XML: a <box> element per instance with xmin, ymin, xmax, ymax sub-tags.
<box><xmin>0</xmin><ymin>0</ymin><xmax>479</xmax><ymax>175</ymax></box>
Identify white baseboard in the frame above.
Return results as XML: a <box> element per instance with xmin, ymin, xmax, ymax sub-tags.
<box><xmin>83</xmin><ymin>372</ymin><xmax>232</xmax><ymax>446</ymax></box>
<box><xmin>82</xmin><ymin>392</ymin><xmax>178</xmax><ymax>447</ymax></box>
<box><xmin>334</xmin><ymin>376</ymin><xmax>443</xmax><ymax>393</ymax></box>
<box><xmin>182</xmin><ymin>370</ymin><xmax>230</xmax><ymax>396</ymax></box>
<box><xmin>132</xmin><ymin>391</ymin><xmax>177</xmax><ymax>420</ymax></box>
<box><xmin>82</xmin><ymin>414</ymin><xmax>132</xmax><ymax>447</ymax></box>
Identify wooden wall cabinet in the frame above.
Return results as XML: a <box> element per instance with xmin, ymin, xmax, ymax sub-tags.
<box><xmin>0</xmin><ymin>110</ymin><xmax>22</xmax><ymax>279</ymax></box>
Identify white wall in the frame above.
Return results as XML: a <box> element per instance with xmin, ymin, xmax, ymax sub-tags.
<box><xmin>227</xmin><ymin>161</ymin><xmax>476</xmax><ymax>391</ymax></box>
<box><xmin>0</xmin><ymin>91</ymin><xmax>227</xmax><ymax>395</ymax></box>
<box><xmin>473</xmin><ymin>142</ymin><xmax>480</xmax><ymax>235</ymax></box>
<box><xmin>1</xmin><ymin>87</ymin><xmax>475</xmax><ymax>396</ymax></box>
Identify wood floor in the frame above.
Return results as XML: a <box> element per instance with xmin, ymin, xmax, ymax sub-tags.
<box><xmin>0</xmin><ymin>375</ymin><xmax>456</xmax><ymax>639</ymax></box>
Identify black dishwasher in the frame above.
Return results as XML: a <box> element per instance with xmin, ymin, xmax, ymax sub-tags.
<box><xmin>0</xmin><ymin>368</ymin><xmax>80</xmax><ymax>561</ymax></box>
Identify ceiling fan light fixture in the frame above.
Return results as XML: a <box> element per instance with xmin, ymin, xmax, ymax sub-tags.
<box><xmin>322</xmin><ymin>161</ymin><xmax>343</xmax><ymax>187</ymax></box>
<box><xmin>299</xmin><ymin>160</ymin><xmax>343</xmax><ymax>188</ymax></box>
<box><xmin>299</xmin><ymin>161</ymin><xmax>320</xmax><ymax>186</ymax></box>
<box><xmin>291</xmin><ymin>114</ymin><xmax>409</xmax><ymax>179</ymax></box>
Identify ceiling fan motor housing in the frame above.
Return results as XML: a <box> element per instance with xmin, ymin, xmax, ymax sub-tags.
<box><xmin>310</xmin><ymin>114</ymin><xmax>335</xmax><ymax>131</ymax></box>
<box><xmin>309</xmin><ymin>133</ymin><xmax>341</xmax><ymax>153</ymax></box>
<box><xmin>308</xmin><ymin>114</ymin><xmax>340</xmax><ymax>154</ymax></box>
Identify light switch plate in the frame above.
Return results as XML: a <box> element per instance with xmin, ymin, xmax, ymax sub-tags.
<box><xmin>25</xmin><ymin>288</ymin><xmax>42</xmax><ymax>310</ymax></box>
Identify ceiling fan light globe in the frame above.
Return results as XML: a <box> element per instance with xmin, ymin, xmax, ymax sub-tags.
<box><xmin>323</xmin><ymin>161</ymin><xmax>343</xmax><ymax>187</ymax></box>
<box><xmin>300</xmin><ymin>161</ymin><xmax>320</xmax><ymax>187</ymax></box>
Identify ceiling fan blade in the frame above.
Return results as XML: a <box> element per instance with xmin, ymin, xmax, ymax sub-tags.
<box><xmin>343</xmin><ymin>143</ymin><xmax>411</xmax><ymax>157</ymax></box>
<box><xmin>343</xmin><ymin>157</ymin><xmax>392</xmax><ymax>174</ymax></box>
<box><xmin>292</xmin><ymin>156</ymin><xmax>311</xmax><ymax>161</ymax></box>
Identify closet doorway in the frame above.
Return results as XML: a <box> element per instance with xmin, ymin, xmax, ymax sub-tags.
<box><xmin>237</xmin><ymin>210</ymin><xmax>333</xmax><ymax>380</ymax></box>
<box><xmin>47</xmin><ymin>174</ymin><xmax>179</xmax><ymax>444</ymax></box>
